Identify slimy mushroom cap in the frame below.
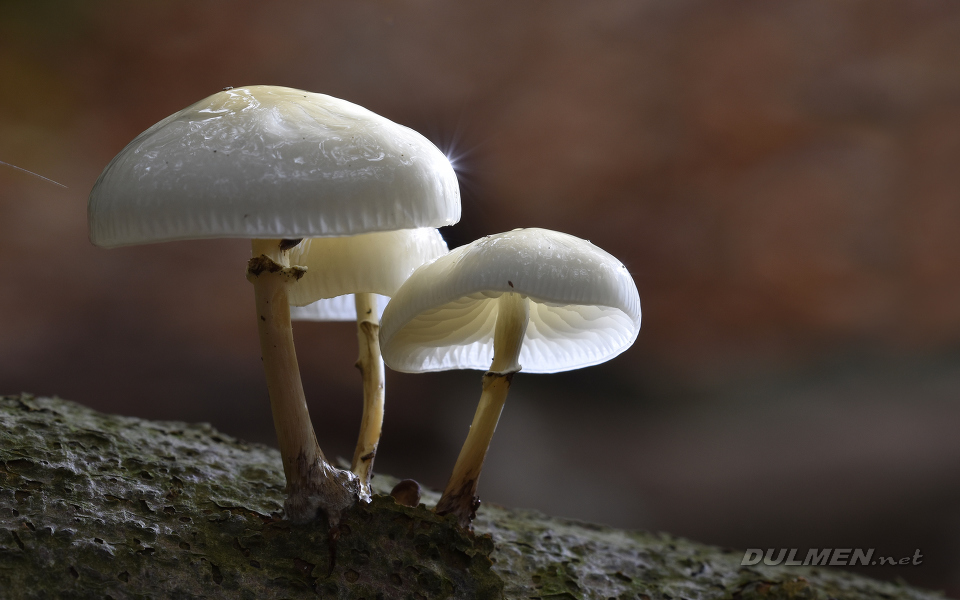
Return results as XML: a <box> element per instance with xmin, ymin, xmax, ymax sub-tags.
<box><xmin>88</xmin><ymin>85</ymin><xmax>460</xmax><ymax>248</ymax></box>
<box><xmin>379</xmin><ymin>228</ymin><xmax>641</xmax><ymax>374</ymax></box>
<box><xmin>286</xmin><ymin>228</ymin><xmax>449</xmax><ymax>310</ymax></box>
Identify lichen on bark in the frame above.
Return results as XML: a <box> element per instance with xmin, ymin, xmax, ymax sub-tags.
<box><xmin>0</xmin><ymin>395</ymin><xmax>946</xmax><ymax>599</ymax></box>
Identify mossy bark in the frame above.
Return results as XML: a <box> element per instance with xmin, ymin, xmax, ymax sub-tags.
<box><xmin>0</xmin><ymin>394</ymin><xmax>945</xmax><ymax>600</ymax></box>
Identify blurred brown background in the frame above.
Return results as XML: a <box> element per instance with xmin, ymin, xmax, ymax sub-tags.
<box><xmin>2</xmin><ymin>0</ymin><xmax>960</xmax><ymax>593</ymax></box>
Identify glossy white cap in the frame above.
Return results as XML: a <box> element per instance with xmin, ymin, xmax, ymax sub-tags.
<box><xmin>285</xmin><ymin>228</ymin><xmax>449</xmax><ymax>309</ymax></box>
<box><xmin>89</xmin><ymin>86</ymin><xmax>460</xmax><ymax>248</ymax></box>
<box><xmin>380</xmin><ymin>228</ymin><xmax>641</xmax><ymax>374</ymax></box>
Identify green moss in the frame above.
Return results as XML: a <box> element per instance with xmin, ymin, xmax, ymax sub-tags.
<box><xmin>0</xmin><ymin>394</ymin><xmax>499</xmax><ymax>599</ymax></box>
<box><xmin>532</xmin><ymin>562</ymin><xmax>583</xmax><ymax>599</ymax></box>
<box><xmin>0</xmin><ymin>395</ymin><xmax>946</xmax><ymax>600</ymax></box>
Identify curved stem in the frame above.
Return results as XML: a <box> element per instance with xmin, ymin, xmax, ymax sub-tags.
<box><xmin>435</xmin><ymin>292</ymin><xmax>530</xmax><ymax>527</ymax></box>
<box><xmin>249</xmin><ymin>241</ymin><xmax>319</xmax><ymax>481</ymax></box>
<box><xmin>351</xmin><ymin>292</ymin><xmax>385</xmax><ymax>496</ymax></box>
<box><xmin>248</xmin><ymin>239</ymin><xmax>359</xmax><ymax>524</ymax></box>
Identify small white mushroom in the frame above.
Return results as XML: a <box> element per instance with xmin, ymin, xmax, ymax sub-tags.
<box><xmin>286</xmin><ymin>228</ymin><xmax>449</xmax><ymax>495</ymax></box>
<box><xmin>379</xmin><ymin>228</ymin><xmax>641</xmax><ymax>526</ymax></box>
<box><xmin>88</xmin><ymin>85</ymin><xmax>460</xmax><ymax>525</ymax></box>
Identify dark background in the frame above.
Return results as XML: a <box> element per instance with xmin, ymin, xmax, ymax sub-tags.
<box><xmin>2</xmin><ymin>0</ymin><xmax>960</xmax><ymax>593</ymax></box>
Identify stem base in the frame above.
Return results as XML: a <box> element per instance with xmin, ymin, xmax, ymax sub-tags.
<box><xmin>285</xmin><ymin>458</ymin><xmax>362</xmax><ymax>525</ymax></box>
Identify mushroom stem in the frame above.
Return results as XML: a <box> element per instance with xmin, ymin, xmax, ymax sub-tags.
<box><xmin>248</xmin><ymin>239</ymin><xmax>360</xmax><ymax>525</ymax></box>
<box><xmin>350</xmin><ymin>292</ymin><xmax>385</xmax><ymax>495</ymax></box>
<box><xmin>435</xmin><ymin>291</ymin><xmax>529</xmax><ymax>527</ymax></box>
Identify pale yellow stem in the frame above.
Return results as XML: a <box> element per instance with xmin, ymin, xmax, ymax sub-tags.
<box><xmin>248</xmin><ymin>239</ymin><xmax>359</xmax><ymax>524</ymax></box>
<box><xmin>435</xmin><ymin>292</ymin><xmax>530</xmax><ymax>527</ymax></box>
<box><xmin>249</xmin><ymin>240</ymin><xmax>319</xmax><ymax>483</ymax></box>
<box><xmin>351</xmin><ymin>292</ymin><xmax>385</xmax><ymax>496</ymax></box>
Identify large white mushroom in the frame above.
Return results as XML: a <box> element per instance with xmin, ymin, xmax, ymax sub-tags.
<box><xmin>88</xmin><ymin>85</ymin><xmax>460</xmax><ymax>524</ymax></box>
<box><xmin>286</xmin><ymin>227</ymin><xmax>449</xmax><ymax>495</ymax></box>
<box><xmin>379</xmin><ymin>228</ymin><xmax>640</xmax><ymax>526</ymax></box>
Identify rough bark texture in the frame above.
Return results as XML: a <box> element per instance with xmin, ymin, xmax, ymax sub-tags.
<box><xmin>0</xmin><ymin>394</ymin><xmax>945</xmax><ymax>600</ymax></box>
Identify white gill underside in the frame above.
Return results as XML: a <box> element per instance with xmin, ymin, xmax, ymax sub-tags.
<box><xmin>381</xmin><ymin>291</ymin><xmax>638</xmax><ymax>374</ymax></box>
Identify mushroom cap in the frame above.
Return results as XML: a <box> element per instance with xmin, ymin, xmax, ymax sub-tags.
<box><xmin>286</xmin><ymin>228</ymin><xmax>449</xmax><ymax>308</ymax></box>
<box><xmin>379</xmin><ymin>228</ymin><xmax>641</xmax><ymax>374</ymax></box>
<box><xmin>290</xmin><ymin>294</ymin><xmax>390</xmax><ymax>322</ymax></box>
<box><xmin>88</xmin><ymin>85</ymin><xmax>460</xmax><ymax>248</ymax></box>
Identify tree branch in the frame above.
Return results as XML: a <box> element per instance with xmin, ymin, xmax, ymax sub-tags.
<box><xmin>0</xmin><ymin>395</ymin><xmax>943</xmax><ymax>599</ymax></box>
